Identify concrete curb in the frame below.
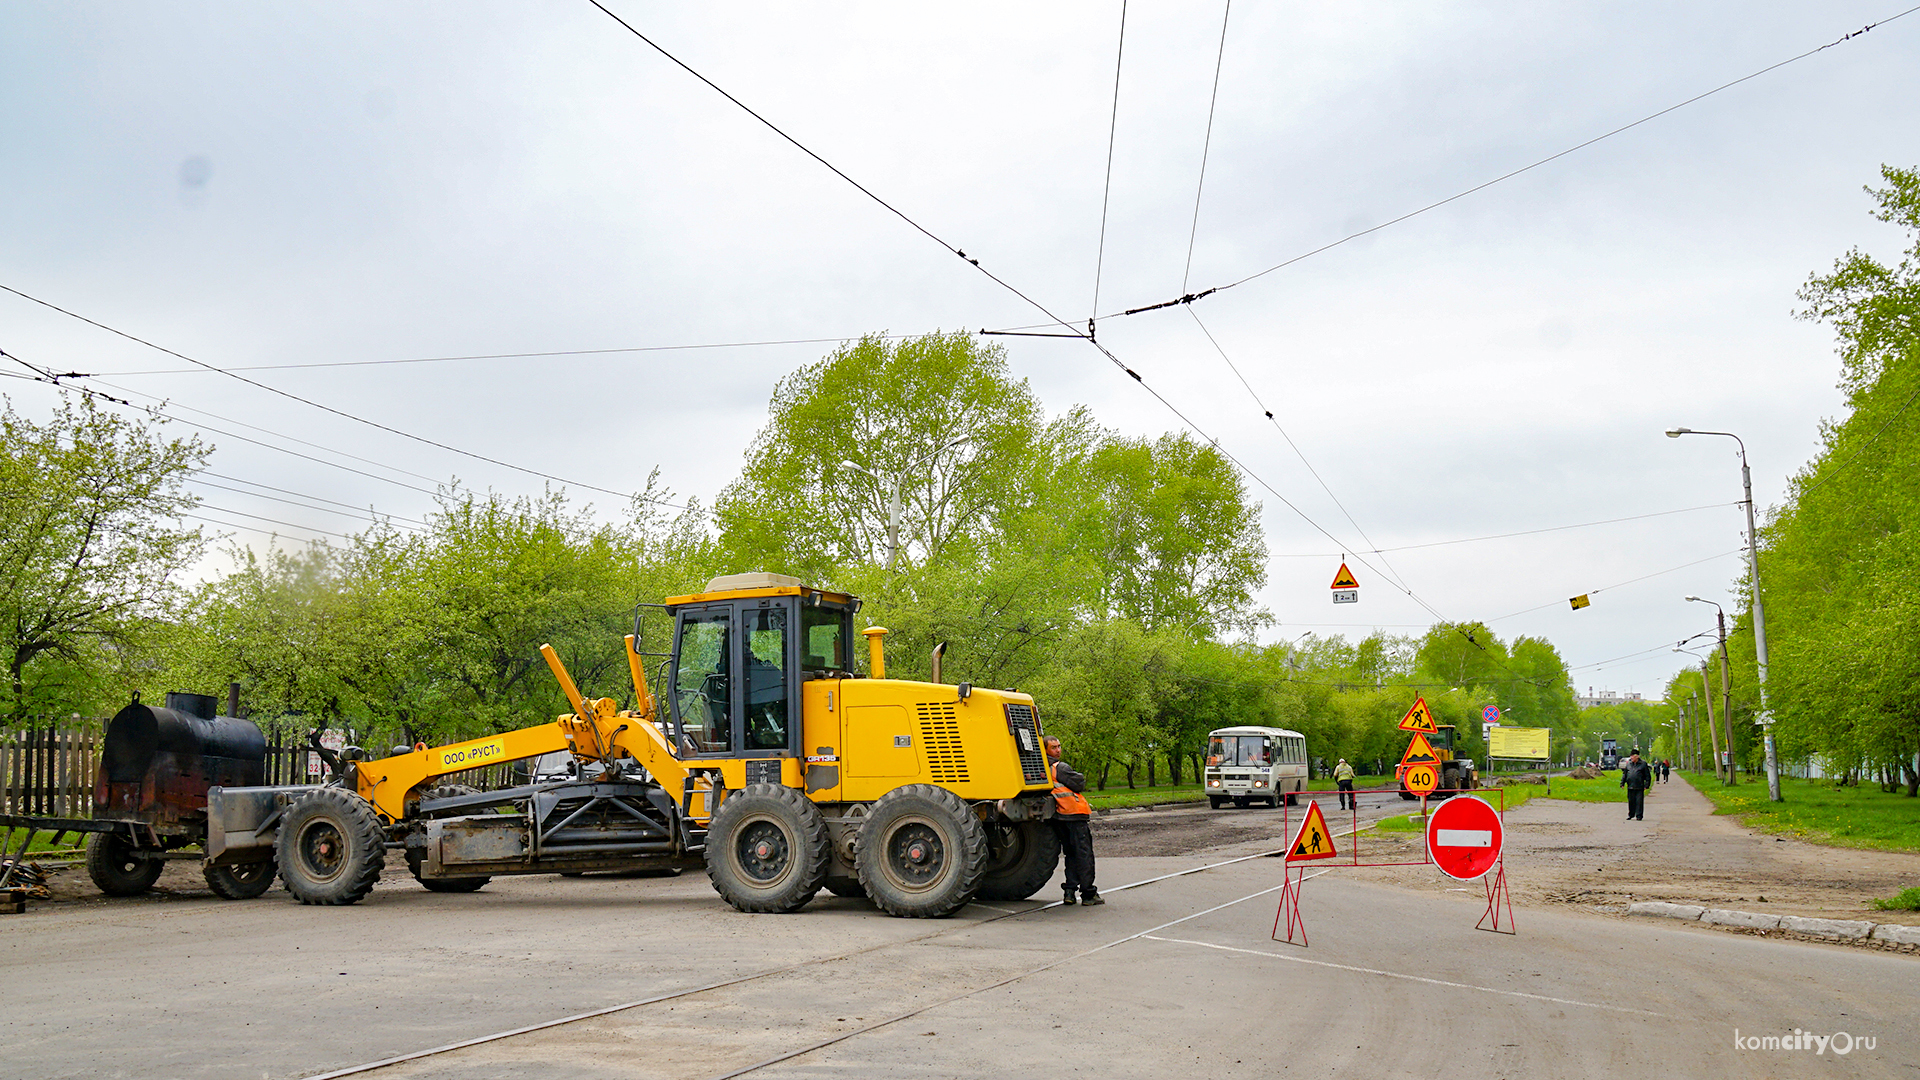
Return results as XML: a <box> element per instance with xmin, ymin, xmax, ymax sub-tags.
<box><xmin>1628</xmin><ymin>901</ymin><xmax>1913</xmax><ymax>943</ymax></box>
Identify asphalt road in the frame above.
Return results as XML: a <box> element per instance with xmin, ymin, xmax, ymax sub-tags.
<box><xmin>5</xmin><ymin>801</ymin><xmax>1915</xmax><ymax>1079</ymax></box>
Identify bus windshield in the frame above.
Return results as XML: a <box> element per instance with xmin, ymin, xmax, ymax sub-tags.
<box><xmin>1207</xmin><ymin>735</ymin><xmax>1270</xmax><ymax>767</ymax></box>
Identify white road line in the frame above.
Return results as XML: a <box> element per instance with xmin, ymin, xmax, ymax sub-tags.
<box><xmin>1139</xmin><ymin>934</ymin><xmax>1670</xmax><ymax>1017</ymax></box>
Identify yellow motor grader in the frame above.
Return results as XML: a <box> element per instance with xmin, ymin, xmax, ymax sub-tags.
<box><xmin>203</xmin><ymin>574</ymin><xmax>1061</xmax><ymax>917</ymax></box>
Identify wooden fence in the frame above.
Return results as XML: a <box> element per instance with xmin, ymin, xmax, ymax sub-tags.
<box><xmin>3</xmin><ymin>721</ymin><xmax>520</xmax><ymax>821</ymax></box>
<box><xmin>1</xmin><ymin>723</ymin><xmax>104</xmax><ymax>817</ymax></box>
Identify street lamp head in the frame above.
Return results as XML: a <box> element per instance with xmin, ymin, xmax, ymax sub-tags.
<box><xmin>1684</xmin><ymin>595</ymin><xmax>1700</xmax><ymax>602</ymax></box>
<box><xmin>1665</xmin><ymin>428</ymin><xmax>1691</xmax><ymax>438</ymax></box>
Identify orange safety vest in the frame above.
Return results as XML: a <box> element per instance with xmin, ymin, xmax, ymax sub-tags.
<box><xmin>1052</xmin><ymin>781</ymin><xmax>1092</xmax><ymax>817</ymax></box>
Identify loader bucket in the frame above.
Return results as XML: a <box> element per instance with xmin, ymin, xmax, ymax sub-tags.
<box><xmin>93</xmin><ymin>692</ymin><xmax>267</xmax><ymax>831</ymax></box>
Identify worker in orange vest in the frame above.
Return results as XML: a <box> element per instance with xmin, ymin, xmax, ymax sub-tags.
<box><xmin>1045</xmin><ymin>736</ymin><xmax>1101</xmax><ymax>906</ymax></box>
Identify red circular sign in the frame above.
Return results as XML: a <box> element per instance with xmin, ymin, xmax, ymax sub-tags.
<box><xmin>1425</xmin><ymin>795</ymin><xmax>1504</xmax><ymax>880</ymax></box>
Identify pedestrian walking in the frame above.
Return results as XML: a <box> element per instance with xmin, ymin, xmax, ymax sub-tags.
<box><xmin>1660</xmin><ymin>759</ymin><xmax>1671</xmax><ymax>783</ymax></box>
<box><xmin>1045</xmin><ymin>736</ymin><xmax>1101</xmax><ymax>906</ymax></box>
<box><xmin>1620</xmin><ymin>750</ymin><xmax>1653</xmax><ymax>821</ymax></box>
<box><xmin>1333</xmin><ymin>758</ymin><xmax>1357</xmax><ymax>810</ymax></box>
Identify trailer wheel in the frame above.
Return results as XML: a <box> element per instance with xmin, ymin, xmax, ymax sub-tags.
<box><xmin>406</xmin><ymin>785</ymin><xmax>492</xmax><ymax>893</ymax></box>
<box><xmin>823</xmin><ymin>875</ymin><xmax>867</xmax><ymax>898</ymax></box>
<box><xmin>86</xmin><ymin>833</ymin><xmax>162</xmax><ymax>896</ymax></box>
<box><xmin>203</xmin><ymin>859</ymin><xmax>277</xmax><ymax>900</ymax></box>
<box><xmin>976</xmin><ymin>820</ymin><xmax>1061</xmax><ymax>901</ymax></box>
<box><xmin>276</xmin><ymin>787</ymin><xmax>387</xmax><ymax>906</ymax></box>
<box><xmin>706</xmin><ymin>783</ymin><xmax>829</xmax><ymax>913</ymax></box>
<box><xmin>856</xmin><ymin>784</ymin><xmax>987</xmax><ymax>918</ymax></box>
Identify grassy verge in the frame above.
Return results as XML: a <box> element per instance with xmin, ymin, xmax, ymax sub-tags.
<box><xmin>1538</xmin><ymin>774</ymin><xmax>1631</xmax><ymax>803</ymax></box>
<box><xmin>1086</xmin><ymin>784</ymin><xmax>1209</xmax><ymax>811</ymax></box>
<box><xmin>1</xmin><ymin>828</ymin><xmax>88</xmax><ymax>857</ymax></box>
<box><xmin>1681</xmin><ymin>771</ymin><xmax>1920</xmax><ymax>853</ymax></box>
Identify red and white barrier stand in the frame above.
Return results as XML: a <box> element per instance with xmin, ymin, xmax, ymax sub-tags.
<box><xmin>1272</xmin><ymin>800</ymin><xmax>1337</xmax><ymax>946</ymax></box>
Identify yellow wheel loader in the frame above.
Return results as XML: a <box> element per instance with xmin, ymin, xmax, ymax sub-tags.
<box><xmin>203</xmin><ymin>574</ymin><xmax>1062</xmax><ymax>917</ymax></box>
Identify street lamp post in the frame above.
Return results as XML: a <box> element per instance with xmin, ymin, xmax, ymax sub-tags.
<box><xmin>1686</xmin><ymin>596</ymin><xmax>1739</xmax><ymax>784</ymax></box>
<box><xmin>841</xmin><ymin>434</ymin><xmax>973</xmax><ymax>571</ymax></box>
<box><xmin>1674</xmin><ymin>644</ymin><xmax>1728</xmax><ymax>783</ymax></box>
<box><xmin>1665</xmin><ymin>427</ymin><xmax>1783</xmax><ymax>801</ymax></box>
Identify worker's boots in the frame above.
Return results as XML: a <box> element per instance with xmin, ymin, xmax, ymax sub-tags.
<box><xmin>1060</xmin><ymin>887</ymin><xmax>1077</xmax><ymax>906</ymax></box>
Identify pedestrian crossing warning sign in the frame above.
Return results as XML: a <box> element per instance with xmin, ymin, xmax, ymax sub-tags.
<box><xmin>1398</xmin><ymin>696</ymin><xmax>1439</xmax><ymax>733</ymax></box>
<box><xmin>1286</xmin><ymin>801</ymin><xmax>1338</xmax><ymax>862</ymax></box>
<box><xmin>1330</xmin><ymin>563</ymin><xmax>1359</xmax><ymax>590</ymax></box>
<box><xmin>1401</xmin><ymin>731</ymin><xmax>1440</xmax><ymax>767</ymax></box>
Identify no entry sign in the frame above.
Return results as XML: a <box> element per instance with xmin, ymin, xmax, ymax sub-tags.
<box><xmin>1425</xmin><ymin>795</ymin><xmax>1504</xmax><ymax>880</ymax></box>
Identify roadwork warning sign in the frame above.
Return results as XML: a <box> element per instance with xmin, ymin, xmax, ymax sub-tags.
<box><xmin>1286</xmin><ymin>801</ymin><xmax>1339</xmax><ymax>862</ymax></box>
<box><xmin>1398</xmin><ymin>696</ymin><xmax>1439</xmax><ymax>733</ymax></box>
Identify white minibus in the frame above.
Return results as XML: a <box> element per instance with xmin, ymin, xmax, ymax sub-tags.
<box><xmin>1204</xmin><ymin>726</ymin><xmax>1308</xmax><ymax>808</ymax></box>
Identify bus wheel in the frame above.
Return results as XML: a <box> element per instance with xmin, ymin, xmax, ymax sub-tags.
<box><xmin>1208</xmin><ymin>796</ymin><xmax>1225</xmax><ymax>809</ymax></box>
<box><xmin>1284</xmin><ymin>791</ymin><xmax>1298</xmax><ymax>807</ymax></box>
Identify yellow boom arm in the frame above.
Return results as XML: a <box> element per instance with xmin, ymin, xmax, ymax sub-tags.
<box><xmin>351</xmin><ymin>637</ymin><xmax>703</xmax><ymax>825</ymax></box>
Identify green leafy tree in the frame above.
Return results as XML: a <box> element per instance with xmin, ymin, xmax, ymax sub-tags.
<box><xmin>1758</xmin><ymin>165</ymin><xmax>1920</xmax><ymax>793</ymax></box>
<box><xmin>1</xmin><ymin>396</ymin><xmax>206</xmax><ymax>724</ymax></box>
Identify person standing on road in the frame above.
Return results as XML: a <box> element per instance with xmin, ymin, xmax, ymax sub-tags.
<box><xmin>1620</xmin><ymin>751</ymin><xmax>1653</xmax><ymax>821</ymax></box>
<box><xmin>1333</xmin><ymin>758</ymin><xmax>1357</xmax><ymax>810</ymax></box>
<box><xmin>1044</xmin><ymin>736</ymin><xmax>1101</xmax><ymax>906</ymax></box>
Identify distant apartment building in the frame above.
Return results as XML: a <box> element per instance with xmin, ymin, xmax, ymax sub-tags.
<box><xmin>1577</xmin><ymin>688</ymin><xmax>1644</xmax><ymax>710</ymax></box>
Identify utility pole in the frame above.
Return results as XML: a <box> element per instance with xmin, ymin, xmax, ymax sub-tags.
<box><xmin>841</xmin><ymin>434</ymin><xmax>972</xmax><ymax>571</ymax></box>
<box><xmin>1699</xmin><ymin>660</ymin><xmax>1726</xmax><ymax>783</ymax></box>
<box><xmin>1667</xmin><ymin>428</ymin><xmax>1783</xmax><ymax>800</ymax></box>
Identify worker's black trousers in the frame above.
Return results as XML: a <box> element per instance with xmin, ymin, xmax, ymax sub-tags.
<box><xmin>1626</xmin><ymin>787</ymin><xmax>1645</xmax><ymax>819</ymax></box>
<box><xmin>1337</xmin><ymin>780</ymin><xmax>1355</xmax><ymax>809</ymax></box>
<box><xmin>1054</xmin><ymin>818</ymin><xmax>1096</xmax><ymax>897</ymax></box>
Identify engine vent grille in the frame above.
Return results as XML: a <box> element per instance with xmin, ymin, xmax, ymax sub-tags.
<box><xmin>915</xmin><ymin>703</ymin><xmax>969</xmax><ymax>784</ymax></box>
<box><xmin>1004</xmin><ymin>703</ymin><xmax>1049</xmax><ymax>786</ymax></box>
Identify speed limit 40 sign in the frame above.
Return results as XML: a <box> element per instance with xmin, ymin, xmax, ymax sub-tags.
<box><xmin>1403</xmin><ymin>762</ymin><xmax>1439</xmax><ymax>796</ymax></box>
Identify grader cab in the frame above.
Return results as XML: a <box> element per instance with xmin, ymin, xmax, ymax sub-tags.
<box><xmin>204</xmin><ymin>573</ymin><xmax>1062</xmax><ymax>917</ymax></box>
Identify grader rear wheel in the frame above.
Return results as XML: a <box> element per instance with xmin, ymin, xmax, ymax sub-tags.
<box><xmin>976</xmin><ymin>820</ymin><xmax>1061</xmax><ymax>902</ymax></box>
<box><xmin>705</xmin><ymin>783</ymin><xmax>830</xmax><ymax>913</ymax></box>
<box><xmin>204</xmin><ymin>859</ymin><xmax>277</xmax><ymax>900</ymax></box>
<box><xmin>86</xmin><ymin>833</ymin><xmax>162</xmax><ymax>896</ymax></box>
<box><xmin>856</xmin><ymin>784</ymin><xmax>987</xmax><ymax>918</ymax></box>
<box><xmin>276</xmin><ymin>787</ymin><xmax>388</xmax><ymax>906</ymax></box>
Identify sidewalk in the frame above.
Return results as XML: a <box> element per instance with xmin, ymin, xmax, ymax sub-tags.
<box><xmin>1500</xmin><ymin>777</ymin><xmax>1920</xmax><ymax>923</ymax></box>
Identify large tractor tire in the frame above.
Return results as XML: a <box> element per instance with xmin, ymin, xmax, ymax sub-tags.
<box><xmin>86</xmin><ymin>833</ymin><xmax>162</xmax><ymax>896</ymax></box>
<box><xmin>706</xmin><ymin>783</ymin><xmax>830</xmax><ymax>913</ymax></box>
<box><xmin>406</xmin><ymin>785</ymin><xmax>491</xmax><ymax>893</ymax></box>
<box><xmin>856</xmin><ymin>784</ymin><xmax>987</xmax><ymax>918</ymax></box>
<box><xmin>976</xmin><ymin>820</ymin><xmax>1061</xmax><ymax>902</ymax></box>
<box><xmin>276</xmin><ymin>787</ymin><xmax>388</xmax><ymax>906</ymax></box>
<box><xmin>203</xmin><ymin>859</ymin><xmax>277</xmax><ymax>900</ymax></box>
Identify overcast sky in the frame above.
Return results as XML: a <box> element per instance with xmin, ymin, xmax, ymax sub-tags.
<box><xmin>5</xmin><ymin>1</ymin><xmax>1918</xmax><ymax>697</ymax></box>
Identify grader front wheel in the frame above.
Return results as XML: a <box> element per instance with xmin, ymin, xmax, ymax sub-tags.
<box><xmin>705</xmin><ymin>783</ymin><xmax>830</xmax><ymax>913</ymax></box>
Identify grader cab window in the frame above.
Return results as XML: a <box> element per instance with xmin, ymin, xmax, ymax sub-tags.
<box><xmin>801</xmin><ymin>605</ymin><xmax>850</xmax><ymax>672</ymax></box>
<box><xmin>675</xmin><ymin>611</ymin><xmax>732</xmax><ymax>753</ymax></box>
<box><xmin>744</xmin><ymin>607</ymin><xmax>789</xmax><ymax>751</ymax></box>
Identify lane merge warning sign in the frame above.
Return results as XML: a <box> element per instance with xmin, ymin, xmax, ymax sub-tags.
<box><xmin>1286</xmin><ymin>801</ymin><xmax>1339</xmax><ymax>862</ymax></box>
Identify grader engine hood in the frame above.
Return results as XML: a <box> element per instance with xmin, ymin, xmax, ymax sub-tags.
<box><xmin>824</xmin><ymin>681</ymin><xmax>1051</xmax><ymax>804</ymax></box>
